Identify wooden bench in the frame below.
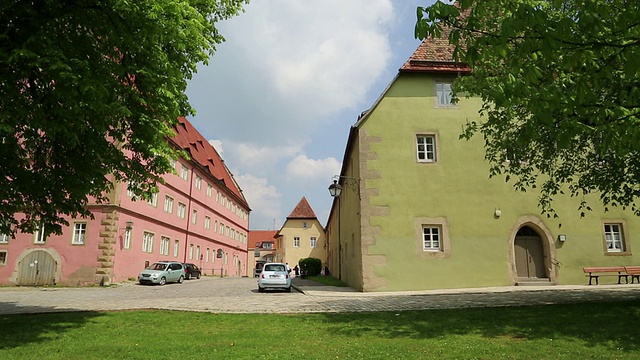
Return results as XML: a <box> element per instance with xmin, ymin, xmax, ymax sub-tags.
<box><xmin>625</xmin><ymin>266</ymin><xmax>640</xmax><ymax>284</ymax></box>
<box><xmin>583</xmin><ymin>267</ymin><xmax>628</xmax><ymax>285</ymax></box>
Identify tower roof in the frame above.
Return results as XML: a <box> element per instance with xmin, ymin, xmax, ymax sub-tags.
<box><xmin>287</xmin><ymin>197</ymin><xmax>317</xmax><ymax>219</ymax></box>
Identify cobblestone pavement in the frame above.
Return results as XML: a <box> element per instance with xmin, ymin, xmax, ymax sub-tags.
<box><xmin>0</xmin><ymin>276</ymin><xmax>640</xmax><ymax>315</ymax></box>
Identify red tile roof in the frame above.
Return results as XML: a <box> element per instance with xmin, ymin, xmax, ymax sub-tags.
<box><xmin>400</xmin><ymin>27</ymin><xmax>470</xmax><ymax>74</ymax></box>
<box><xmin>248</xmin><ymin>230</ymin><xmax>278</xmax><ymax>249</ymax></box>
<box><xmin>170</xmin><ymin>116</ymin><xmax>248</xmax><ymax>207</ymax></box>
<box><xmin>287</xmin><ymin>197</ymin><xmax>317</xmax><ymax>219</ymax></box>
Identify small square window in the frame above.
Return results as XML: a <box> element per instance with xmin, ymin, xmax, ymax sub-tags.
<box><xmin>72</xmin><ymin>222</ymin><xmax>87</xmax><ymax>245</ymax></box>
<box><xmin>416</xmin><ymin>135</ymin><xmax>437</xmax><ymax>163</ymax></box>
<box><xmin>436</xmin><ymin>82</ymin><xmax>453</xmax><ymax>106</ymax></box>
<box><xmin>422</xmin><ymin>226</ymin><xmax>441</xmax><ymax>251</ymax></box>
<box><xmin>604</xmin><ymin>223</ymin><xmax>627</xmax><ymax>253</ymax></box>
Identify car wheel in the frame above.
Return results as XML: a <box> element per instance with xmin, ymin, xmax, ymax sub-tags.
<box><xmin>286</xmin><ymin>286</ymin><xmax>292</xmax><ymax>293</ymax></box>
<box><xmin>178</xmin><ymin>275</ymin><xmax>184</xmax><ymax>284</ymax></box>
<box><xmin>196</xmin><ymin>273</ymin><xmax>201</xmax><ymax>279</ymax></box>
<box><xmin>258</xmin><ymin>286</ymin><xmax>264</xmax><ymax>293</ymax></box>
<box><xmin>185</xmin><ymin>273</ymin><xmax>191</xmax><ymax>280</ymax></box>
<box><xmin>159</xmin><ymin>277</ymin><xmax>166</xmax><ymax>286</ymax></box>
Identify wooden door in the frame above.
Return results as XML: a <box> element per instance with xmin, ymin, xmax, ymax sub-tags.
<box><xmin>17</xmin><ymin>250</ymin><xmax>58</xmax><ymax>286</ymax></box>
<box><xmin>514</xmin><ymin>227</ymin><xmax>547</xmax><ymax>279</ymax></box>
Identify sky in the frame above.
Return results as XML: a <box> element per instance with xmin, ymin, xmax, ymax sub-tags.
<box><xmin>185</xmin><ymin>0</ymin><xmax>433</xmax><ymax>230</ymax></box>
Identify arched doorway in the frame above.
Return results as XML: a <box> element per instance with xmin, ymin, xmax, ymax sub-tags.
<box><xmin>514</xmin><ymin>226</ymin><xmax>549</xmax><ymax>280</ymax></box>
<box><xmin>16</xmin><ymin>250</ymin><xmax>58</xmax><ymax>286</ymax></box>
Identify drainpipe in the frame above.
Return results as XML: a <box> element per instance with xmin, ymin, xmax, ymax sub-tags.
<box><xmin>183</xmin><ymin>166</ymin><xmax>194</xmax><ymax>263</ymax></box>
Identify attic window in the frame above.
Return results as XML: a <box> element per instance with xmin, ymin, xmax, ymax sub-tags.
<box><xmin>436</xmin><ymin>82</ymin><xmax>453</xmax><ymax>106</ymax></box>
<box><xmin>302</xmin><ymin>222</ymin><xmax>308</xmax><ymax>229</ymax></box>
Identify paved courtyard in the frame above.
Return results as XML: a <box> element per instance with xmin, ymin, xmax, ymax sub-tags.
<box><xmin>1</xmin><ymin>276</ymin><xmax>640</xmax><ymax>315</ymax></box>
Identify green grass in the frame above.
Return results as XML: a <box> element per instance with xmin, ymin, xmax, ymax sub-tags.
<box><xmin>1</xmin><ymin>301</ymin><xmax>639</xmax><ymax>359</ymax></box>
<box><xmin>305</xmin><ymin>275</ymin><xmax>348</xmax><ymax>286</ymax></box>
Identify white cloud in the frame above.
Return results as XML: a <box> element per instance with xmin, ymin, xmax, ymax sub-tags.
<box><xmin>285</xmin><ymin>155</ymin><xmax>341</xmax><ymax>182</ymax></box>
<box><xmin>207</xmin><ymin>139</ymin><xmax>223</xmax><ymax>155</ymax></box>
<box><xmin>235</xmin><ymin>174</ymin><xmax>282</xmax><ymax>229</ymax></box>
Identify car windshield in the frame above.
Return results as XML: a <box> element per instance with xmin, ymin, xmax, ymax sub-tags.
<box><xmin>264</xmin><ymin>264</ymin><xmax>285</xmax><ymax>272</ymax></box>
<box><xmin>149</xmin><ymin>263</ymin><xmax>167</xmax><ymax>270</ymax></box>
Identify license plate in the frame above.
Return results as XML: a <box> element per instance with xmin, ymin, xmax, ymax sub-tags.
<box><xmin>270</xmin><ymin>275</ymin><xmax>280</xmax><ymax>278</ymax></box>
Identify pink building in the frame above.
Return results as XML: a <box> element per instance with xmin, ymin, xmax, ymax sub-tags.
<box><xmin>0</xmin><ymin>117</ymin><xmax>250</xmax><ymax>286</ymax></box>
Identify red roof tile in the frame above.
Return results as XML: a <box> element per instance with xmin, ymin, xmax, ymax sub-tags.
<box><xmin>170</xmin><ymin>116</ymin><xmax>247</xmax><ymax>207</ymax></box>
<box><xmin>400</xmin><ymin>26</ymin><xmax>470</xmax><ymax>74</ymax></box>
<box><xmin>248</xmin><ymin>230</ymin><xmax>278</xmax><ymax>249</ymax></box>
<box><xmin>287</xmin><ymin>197</ymin><xmax>317</xmax><ymax>219</ymax></box>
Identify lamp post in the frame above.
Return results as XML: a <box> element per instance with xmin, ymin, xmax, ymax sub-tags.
<box><xmin>328</xmin><ymin>180</ymin><xmax>343</xmax><ymax>280</ymax></box>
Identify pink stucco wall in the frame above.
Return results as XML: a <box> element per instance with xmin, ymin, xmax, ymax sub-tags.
<box><xmin>0</xmin><ymin>154</ymin><xmax>250</xmax><ymax>286</ymax></box>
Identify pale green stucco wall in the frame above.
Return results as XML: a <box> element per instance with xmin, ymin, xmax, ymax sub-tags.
<box><xmin>356</xmin><ymin>72</ymin><xmax>640</xmax><ymax>291</ymax></box>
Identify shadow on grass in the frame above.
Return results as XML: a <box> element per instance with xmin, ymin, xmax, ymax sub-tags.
<box><xmin>0</xmin><ymin>303</ymin><xmax>103</xmax><ymax>350</ymax></box>
<box><xmin>321</xmin><ymin>301</ymin><xmax>640</xmax><ymax>352</ymax></box>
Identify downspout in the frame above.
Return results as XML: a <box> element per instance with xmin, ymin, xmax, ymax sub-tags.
<box><xmin>183</xmin><ymin>165</ymin><xmax>194</xmax><ymax>263</ymax></box>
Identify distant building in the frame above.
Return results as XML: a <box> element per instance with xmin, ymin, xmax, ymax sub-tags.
<box><xmin>274</xmin><ymin>197</ymin><xmax>327</xmax><ymax>269</ymax></box>
<box><xmin>248</xmin><ymin>230</ymin><xmax>278</xmax><ymax>276</ymax></box>
<box><xmin>0</xmin><ymin>117</ymin><xmax>250</xmax><ymax>286</ymax></box>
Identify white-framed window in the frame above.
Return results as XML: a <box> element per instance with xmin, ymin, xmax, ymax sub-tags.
<box><xmin>34</xmin><ymin>223</ymin><xmax>46</xmax><ymax>244</ymax></box>
<box><xmin>204</xmin><ymin>216</ymin><xmax>211</xmax><ymax>229</ymax></box>
<box><xmin>225</xmin><ymin>226</ymin><xmax>230</xmax><ymax>237</ymax></box>
<box><xmin>206</xmin><ymin>247</ymin><xmax>210</xmax><ymax>262</ymax></box>
<box><xmin>604</xmin><ymin>223</ymin><xmax>625</xmax><ymax>253</ymax></box>
<box><xmin>180</xmin><ymin>164</ymin><xmax>189</xmax><ymax>180</ymax></box>
<box><xmin>294</xmin><ymin>237</ymin><xmax>300</xmax><ymax>248</ymax></box>
<box><xmin>262</xmin><ymin>242</ymin><xmax>273</xmax><ymax>249</ymax></box>
<box><xmin>207</xmin><ymin>184</ymin><xmax>213</xmax><ymax>197</ymax></box>
<box><xmin>436</xmin><ymin>81</ymin><xmax>453</xmax><ymax>106</ymax></box>
<box><xmin>219</xmin><ymin>223</ymin><xmax>224</xmax><ymax>235</ymax></box>
<box><xmin>196</xmin><ymin>245</ymin><xmax>201</xmax><ymax>260</ymax></box>
<box><xmin>214</xmin><ymin>220</ymin><xmax>218</xmax><ymax>232</ymax></box>
<box><xmin>72</xmin><ymin>222</ymin><xmax>87</xmax><ymax>245</ymax></box>
<box><xmin>189</xmin><ymin>244</ymin><xmax>194</xmax><ymax>260</ymax></box>
<box><xmin>142</xmin><ymin>232</ymin><xmax>154</xmax><ymax>253</ymax></box>
<box><xmin>0</xmin><ymin>250</ymin><xmax>6</xmax><ymax>265</ymax></box>
<box><xmin>147</xmin><ymin>192</ymin><xmax>158</xmax><ymax>207</ymax></box>
<box><xmin>191</xmin><ymin>209</ymin><xmax>198</xmax><ymax>224</ymax></box>
<box><xmin>417</xmin><ymin>135</ymin><xmax>437</xmax><ymax>163</ymax></box>
<box><xmin>173</xmin><ymin>239</ymin><xmax>180</xmax><ymax>257</ymax></box>
<box><xmin>160</xmin><ymin>236</ymin><xmax>170</xmax><ymax>256</ymax></box>
<box><xmin>216</xmin><ymin>191</ymin><xmax>220</xmax><ymax>202</ymax></box>
<box><xmin>422</xmin><ymin>226</ymin><xmax>441</xmax><ymax>251</ymax></box>
<box><xmin>123</xmin><ymin>228</ymin><xmax>132</xmax><ymax>249</ymax></box>
<box><xmin>164</xmin><ymin>196</ymin><xmax>174</xmax><ymax>213</ymax></box>
<box><xmin>170</xmin><ymin>158</ymin><xmax>177</xmax><ymax>170</ymax></box>
<box><xmin>126</xmin><ymin>185</ymin><xmax>134</xmax><ymax>198</ymax></box>
<box><xmin>177</xmin><ymin>203</ymin><xmax>186</xmax><ymax>219</ymax></box>
<box><xmin>0</xmin><ymin>228</ymin><xmax>9</xmax><ymax>243</ymax></box>
<box><xmin>195</xmin><ymin>175</ymin><xmax>202</xmax><ymax>190</ymax></box>
<box><xmin>310</xmin><ymin>237</ymin><xmax>317</xmax><ymax>248</ymax></box>
<box><xmin>231</xmin><ymin>229</ymin><xmax>236</xmax><ymax>240</ymax></box>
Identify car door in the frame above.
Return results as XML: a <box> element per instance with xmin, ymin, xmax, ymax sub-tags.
<box><xmin>168</xmin><ymin>263</ymin><xmax>180</xmax><ymax>282</ymax></box>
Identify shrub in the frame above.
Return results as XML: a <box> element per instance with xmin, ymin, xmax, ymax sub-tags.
<box><xmin>299</xmin><ymin>257</ymin><xmax>322</xmax><ymax>276</ymax></box>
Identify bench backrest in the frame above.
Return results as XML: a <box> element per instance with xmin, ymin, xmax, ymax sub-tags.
<box><xmin>624</xmin><ymin>266</ymin><xmax>640</xmax><ymax>273</ymax></box>
<box><xmin>583</xmin><ymin>266</ymin><xmax>626</xmax><ymax>273</ymax></box>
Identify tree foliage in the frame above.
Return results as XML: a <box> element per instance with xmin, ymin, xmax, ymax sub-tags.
<box><xmin>416</xmin><ymin>0</ymin><xmax>640</xmax><ymax>216</ymax></box>
<box><xmin>0</xmin><ymin>0</ymin><xmax>248</xmax><ymax>235</ymax></box>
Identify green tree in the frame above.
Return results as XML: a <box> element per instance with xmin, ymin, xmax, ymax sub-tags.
<box><xmin>415</xmin><ymin>0</ymin><xmax>640</xmax><ymax>216</ymax></box>
<box><xmin>0</xmin><ymin>0</ymin><xmax>248</xmax><ymax>235</ymax></box>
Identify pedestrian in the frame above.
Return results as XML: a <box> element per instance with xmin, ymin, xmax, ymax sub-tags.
<box><xmin>294</xmin><ymin>264</ymin><xmax>300</xmax><ymax>277</ymax></box>
<box><xmin>286</xmin><ymin>263</ymin><xmax>291</xmax><ymax>275</ymax></box>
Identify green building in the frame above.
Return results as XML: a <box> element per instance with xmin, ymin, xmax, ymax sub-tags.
<box><xmin>325</xmin><ymin>37</ymin><xmax>640</xmax><ymax>292</ymax></box>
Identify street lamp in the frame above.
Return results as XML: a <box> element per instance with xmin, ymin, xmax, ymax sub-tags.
<box><xmin>328</xmin><ymin>180</ymin><xmax>342</xmax><ymax>280</ymax></box>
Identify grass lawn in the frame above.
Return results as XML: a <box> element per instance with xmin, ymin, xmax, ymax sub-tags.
<box><xmin>1</xmin><ymin>301</ymin><xmax>639</xmax><ymax>359</ymax></box>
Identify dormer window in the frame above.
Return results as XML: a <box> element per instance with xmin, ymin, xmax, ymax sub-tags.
<box><xmin>302</xmin><ymin>222</ymin><xmax>308</xmax><ymax>229</ymax></box>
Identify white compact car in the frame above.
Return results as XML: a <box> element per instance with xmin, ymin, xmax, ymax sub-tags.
<box><xmin>257</xmin><ymin>262</ymin><xmax>292</xmax><ymax>292</ymax></box>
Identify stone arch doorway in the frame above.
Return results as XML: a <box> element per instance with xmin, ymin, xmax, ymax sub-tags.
<box><xmin>508</xmin><ymin>216</ymin><xmax>557</xmax><ymax>285</ymax></box>
<box><xmin>514</xmin><ymin>226</ymin><xmax>548</xmax><ymax>279</ymax></box>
